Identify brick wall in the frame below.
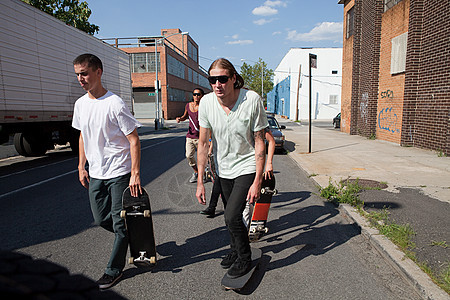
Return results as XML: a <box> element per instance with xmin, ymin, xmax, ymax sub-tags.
<box><xmin>345</xmin><ymin>0</ymin><xmax>383</xmax><ymax>137</ymax></box>
<box><xmin>402</xmin><ymin>0</ymin><xmax>450</xmax><ymax>155</ymax></box>
<box><xmin>377</xmin><ymin>0</ymin><xmax>409</xmax><ymax>143</ymax></box>
<box><xmin>341</xmin><ymin>0</ymin><xmax>449</xmax><ymax>155</ymax></box>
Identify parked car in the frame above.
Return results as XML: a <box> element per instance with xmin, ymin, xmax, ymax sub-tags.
<box><xmin>267</xmin><ymin>115</ymin><xmax>286</xmax><ymax>152</ymax></box>
<box><xmin>333</xmin><ymin>113</ymin><xmax>341</xmax><ymax>128</ymax></box>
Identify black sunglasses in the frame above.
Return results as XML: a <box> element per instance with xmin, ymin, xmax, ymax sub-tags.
<box><xmin>193</xmin><ymin>93</ymin><xmax>202</xmax><ymax>96</ymax></box>
<box><xmin>208</xmin><ymin>75</ymin><xmax>229</xmax><ymax>84</ymax></box>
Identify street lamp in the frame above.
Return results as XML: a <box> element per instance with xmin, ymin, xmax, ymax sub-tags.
<box><xmin>154</xmin><ymin>31</ymin><xmax>189</xmax><ymax>130</ymax></box>
<box><xmin>241</xmin><ymin>58</ymin><xmax>264</xmax><ymax>98</ymax></box>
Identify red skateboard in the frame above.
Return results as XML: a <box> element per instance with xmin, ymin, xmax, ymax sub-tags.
<box><xmin>248</xmin><ymin>176</ymin><xmax>277</xmax><ymax>242</ymax></box>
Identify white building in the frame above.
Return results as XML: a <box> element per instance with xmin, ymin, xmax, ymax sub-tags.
<box><xmin>268</xmin><ymin>48</ymin><xmax>342</xmax><ymax>120</ymax></box>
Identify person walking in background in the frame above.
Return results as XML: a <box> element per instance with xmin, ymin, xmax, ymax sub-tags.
<box><xmin>200</xmin><ymin>137</ymin><xmax>223</xmax><ymax>217</ymax></box>
<box><xmin>72</xmin><ymin>53</ymin><xmax>142</xmax><ymax>289</ymax></box>
<box><xmin>196</xmin><ymin>58</ymin><xmax>268</xmax><ymax>278</ymax></box>
<box><xmin>176</xmin><ymin>88</ymin><xmax>204</xmax><ymax>183</ymax></box>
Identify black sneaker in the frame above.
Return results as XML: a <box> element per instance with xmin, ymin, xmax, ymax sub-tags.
<box><xmin>200</xmin><ymin>207</ymin><xmax>215</xmax><ymax>217</ymax></box>
<box><xmin>97</xmin><ymin>272</ymin><xmax>123</xmax><ymax>289</ymax></box>
<box><xmin>227</xmin><ymin>258</ymin><xmax>252</xmax><ymax>278</ymax></box>
<box><xmin>220</xmin><ymin>251</ymin><xmax>238</xmax><ymax>269</ymax></box>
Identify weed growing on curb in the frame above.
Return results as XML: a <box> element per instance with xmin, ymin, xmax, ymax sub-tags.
<box><xmin>442</xmin><ymin>264</ymin><xmax>450</xmax><ymax>293</ymax></box>
<box><xmin>437</xmin><ymin>149</ymin><xmax>448</xmax><ymax>157</ymax></box>
<box><xmin>364</xmin><ymin>209</ymin><xmax>416</xmax><ymax>252</ymax></box>
<box><xmin>319</xmin><ymin>178</ymin><xmax>363</xmax><ymax>208</ymax></box>
<box><xmin>430</xmin><ymin>240</ymin><xmax>448</xmax><ymax>248</ymax></box>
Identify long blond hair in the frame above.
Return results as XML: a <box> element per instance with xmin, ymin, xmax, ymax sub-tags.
<box><xmin>208</xmin><ymin>58</ymin><xmax>244</xmax><ymax>89</ymax></box>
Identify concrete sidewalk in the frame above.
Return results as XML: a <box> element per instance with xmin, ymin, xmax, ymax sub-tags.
<box><xmin>282</xmin><ymin>119</ymin><xmax>449</xmax><ymax>299</ymax></box>
<box><xmin>283</xmin><ymin>121</ymin><xmax>450</xmax><ymax>204</ymax></box>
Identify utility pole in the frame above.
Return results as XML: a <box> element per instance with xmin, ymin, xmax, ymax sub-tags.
<box><xmin>309</xmin><ymin>53</ymin><xmax>317</xmax><ymax>153</ymax></box>
<box><xmin>295</xmin><ymin>64</ymin><xmax>301</xmax><ymax>121</ymax></box>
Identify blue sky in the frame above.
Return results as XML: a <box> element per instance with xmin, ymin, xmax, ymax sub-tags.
<box><xmin>87</xmin><ymin>0</ymin><xmax>343</xmax><ymax>71</ymax></box>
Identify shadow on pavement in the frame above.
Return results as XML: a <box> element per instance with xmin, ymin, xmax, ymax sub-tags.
<box><xmin>0</xmin><ymin>250</ymin><xmax>126</xmax><ymax>299</ymax></box>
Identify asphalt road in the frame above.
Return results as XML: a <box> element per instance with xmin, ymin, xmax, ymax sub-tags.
<box><xmin>0</xmin><ymin>124</ymin><xmax>421</xmax><ymax>299</ymax></box>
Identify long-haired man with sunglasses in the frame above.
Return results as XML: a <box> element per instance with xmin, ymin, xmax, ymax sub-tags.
<box><xmin>196</xmin><ymin>58</ymin><xmax>268</xmax><ymax>278</ymax></box>
<box><xmin>176</xmin><ymin>88</ymin><xmax>205</xmax><ymax>183</ymax></box>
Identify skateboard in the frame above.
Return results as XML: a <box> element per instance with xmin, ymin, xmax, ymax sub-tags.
<box><xmin>221</xmin><ymin>247</ymin><xmax>262</xmax><ymax>291</ymax></box>
<box><xmin>205</xmin><ymin>154</ymin><xmax>216</xmax><ymax>183</ymax></box>
<box><xmin>248</xmin><ymin>175</ymin><xmax>277</xmax><ymax>242</ymax></box>
<box><xmin>120</xmin><ymin>186</ymin><xmax>157</xmax><ymax>266</ymax></box>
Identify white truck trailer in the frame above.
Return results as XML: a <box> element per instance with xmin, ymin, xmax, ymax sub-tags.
<box><xmin>0</xmin><ymin>0</ymin><xmax>133</xmax><ymax>156</ymax></box>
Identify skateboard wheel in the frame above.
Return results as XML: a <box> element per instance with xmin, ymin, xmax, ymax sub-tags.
<box><xmin>260</xmin><ymin>188</ymin><xmax>265</xmax><ymax>194</ymax></box>
<box><xmin>143</xmin><ymin>210</ymin><xmax>151</xmax><ymax>218</ymax></box>
<box><xmin>250</xmin><ymin>228</ymin><xmax>256</xmax><ymax>233</ymax></box>
<box><xmin>120</xmin><ymin>210</ymin><xmax>126</xmax><ymax>219</ymax></box>
<box><xmin>273</xmin><ymin>189</ymin><xmax>278</xmax><ymax>195</ymax></box>
<box><xmin>150</xmin><ymin>256</ymin><xmax>156</xmax><ymax>264</ymax></box>
<box><xmin>264</xmin><ymin>228</ymin><xmax>269</xmax><ymax>233</ymax></box>
<box><xmin>128</xmin><ymin>257</ymin><xmax>134</xmax><ymax>264</ymax></box>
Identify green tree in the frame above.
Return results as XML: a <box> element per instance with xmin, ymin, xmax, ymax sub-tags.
<box><xmin>240</xmin><ymin>58</ymin><xmax>274</xmax><ymax>102</ymax></box>
<box><xmin>22</xmin><ymin>0</ymin><xmax>99</xmax><ymax>35</ymax></box>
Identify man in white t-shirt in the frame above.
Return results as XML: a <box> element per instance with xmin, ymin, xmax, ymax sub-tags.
<box><xmin>196</xmin><ymin>58</ymin><xmax>268</xmax><ymax>279</ymax></box>
<box><xmin>72</xmin><ymin>54</ymin><xmax>142</xmax><ymax>290</ymax></box>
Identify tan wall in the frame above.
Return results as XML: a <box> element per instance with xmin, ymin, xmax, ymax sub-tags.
<box><xmin>340</xmin><ymin>0</ymin><xmax>355</xmax><ymax>134</ymax></box>
<box><xmin>376</xmin><ymin>0</ymin><xmax>409</xmax><ymax>143</ymax></box>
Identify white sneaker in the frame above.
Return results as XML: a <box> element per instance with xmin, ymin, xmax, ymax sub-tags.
<box><xmin>189</xmin><ymin>173</ymin><xmax>198</xmax><ymax>183</ymax></box>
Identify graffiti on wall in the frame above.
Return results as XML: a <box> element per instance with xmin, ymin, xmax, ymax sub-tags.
<box><xmin>360</xmin><ymin>93</ymin><xmax>368</xmax><ymax>124</ymax></box>
<box><xmin>378</xmin><ymin>107</ymin><xmax>400</xmax><ymax>133</ymax></box>
<box><xmin>378</xmin><ymin>89</ymin><xmax>399</xmax><ymax>133</ymax></box>
<box><xmin>380</xmin><ymin>89</ymin><xmax>394</xmax><ymax>99</ymax></box>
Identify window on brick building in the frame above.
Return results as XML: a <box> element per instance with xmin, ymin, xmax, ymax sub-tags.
<box><xmin>167</xmin><ymin>55</ymin><xmax>186</xmax><ymax>79</ymax></box>
<box><xmin>188</xmin><ymin>41</ymin><xmax>198</xmax><ymax>63</ymax></box>
<box><xmin>346</xmin><ymin>7</ymin><xmax>354</xmax><ymax>39</ymax></box>
<box><xmin>131</xmin><ymin>52</ymin><xmax>160</xmax><ymax>73</ymax></box>
<box><xmin>168</xmin><ymin>87</ymin><xmax>186</xmax><ymax>102</ymax></box>
<box><xmin>391</xmin><ymin>32</ymin><xmax>408</xmax><ymax>74</ymax></box>
<box><xmin>384</xmin><ymin>0</ymin><xmax>403</xmax><ymax>12</ymax></box>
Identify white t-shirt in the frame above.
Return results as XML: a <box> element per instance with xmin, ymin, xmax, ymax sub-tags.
<box><xmin>72</xmin><ymin>91</ymin><xmax>141</xmax><ymax>180</ymax></box>
<box><xmin>199</xmin><ymin>89</ymin><xmax>268</xmax><ymax>179</ymax></box>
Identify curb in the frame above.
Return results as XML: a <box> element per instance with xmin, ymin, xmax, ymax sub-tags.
<box><xmin>288</xmin><ymin>153</ymin><xmax>449</xmax><ymax>300</ymax></box>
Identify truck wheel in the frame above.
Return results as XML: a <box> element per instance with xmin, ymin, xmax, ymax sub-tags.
<box><xmin>13</xmin><ymin>133</ymin><xmax>27</xmax><ymax>156</ymax></box>
<box><xmin>14</xmin><ymin>132</ymin><xmax>47</xmax><ymax>157</ymax></box>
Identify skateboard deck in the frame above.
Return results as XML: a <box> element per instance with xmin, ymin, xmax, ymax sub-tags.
<box><xmin>205</xmin><ymin>154</ymin><xmax>216</xmax><ymax>183</ymax></box>
<box><xmin>248</xmin><ymin>176</ymin><xmax>276</xmax><ymax>242</ymax></box>
<box><xmin>221</xmin><ymin>247</ymin><xmax>262</xmax><ymax>291</ymax></box>
<box><xmin>120</xmin><ymin>186</ymin><xmax>157</xmax><ymax>266</ymax></box>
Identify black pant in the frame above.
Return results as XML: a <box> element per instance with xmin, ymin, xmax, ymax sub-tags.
<box><xmin>220</xmin><ymin>173</ymin><xmax>255</xmax><ymax>261</ymax></box>
<box><xmin>208</xmin><ymin>177</ymin><xmax>223</xmax><ymax>209</ymax></box>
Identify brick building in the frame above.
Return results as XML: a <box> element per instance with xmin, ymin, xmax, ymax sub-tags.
<box><xmin>339</xmin><ymin>0</ymin><xmax>449</xmax><ymax>155</ymax></box>
<box><xmin>105</xmin><ymin>28</ymin><xmax>210</xmax><ymax>120</ymax></box>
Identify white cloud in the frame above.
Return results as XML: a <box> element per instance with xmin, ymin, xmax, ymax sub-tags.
<box><xmin>286</xmin><ymin>22</ymin><xmax>343</xmax><ymax>42</ymax></box>
<box><xmin>273</xmin><ymin>31</ymin><xmax>282</xmax><ymax>35</ymax></box>
<box><xmin>232</xmin><ymin>34</ymin><xmax>239</xmax><ymax>39</ymax></box>
<box><xmin>264</xmin><ymin>0</ymin><xmax>287</xmax><ymax>7</ymax></box>
<box><xmin>252</xmin><ymin>6</ymin><xmax>278</xmax><ymax>16</ymax></box>
<box><xmin>254</xmin><ymin>18</ymin><xmax>275</xmax><ymax>25</ymax></box>
<box><xmin>226</xmin><ymin>40</ymin><xmax>254</xmax><ymax>45</ymax></box>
